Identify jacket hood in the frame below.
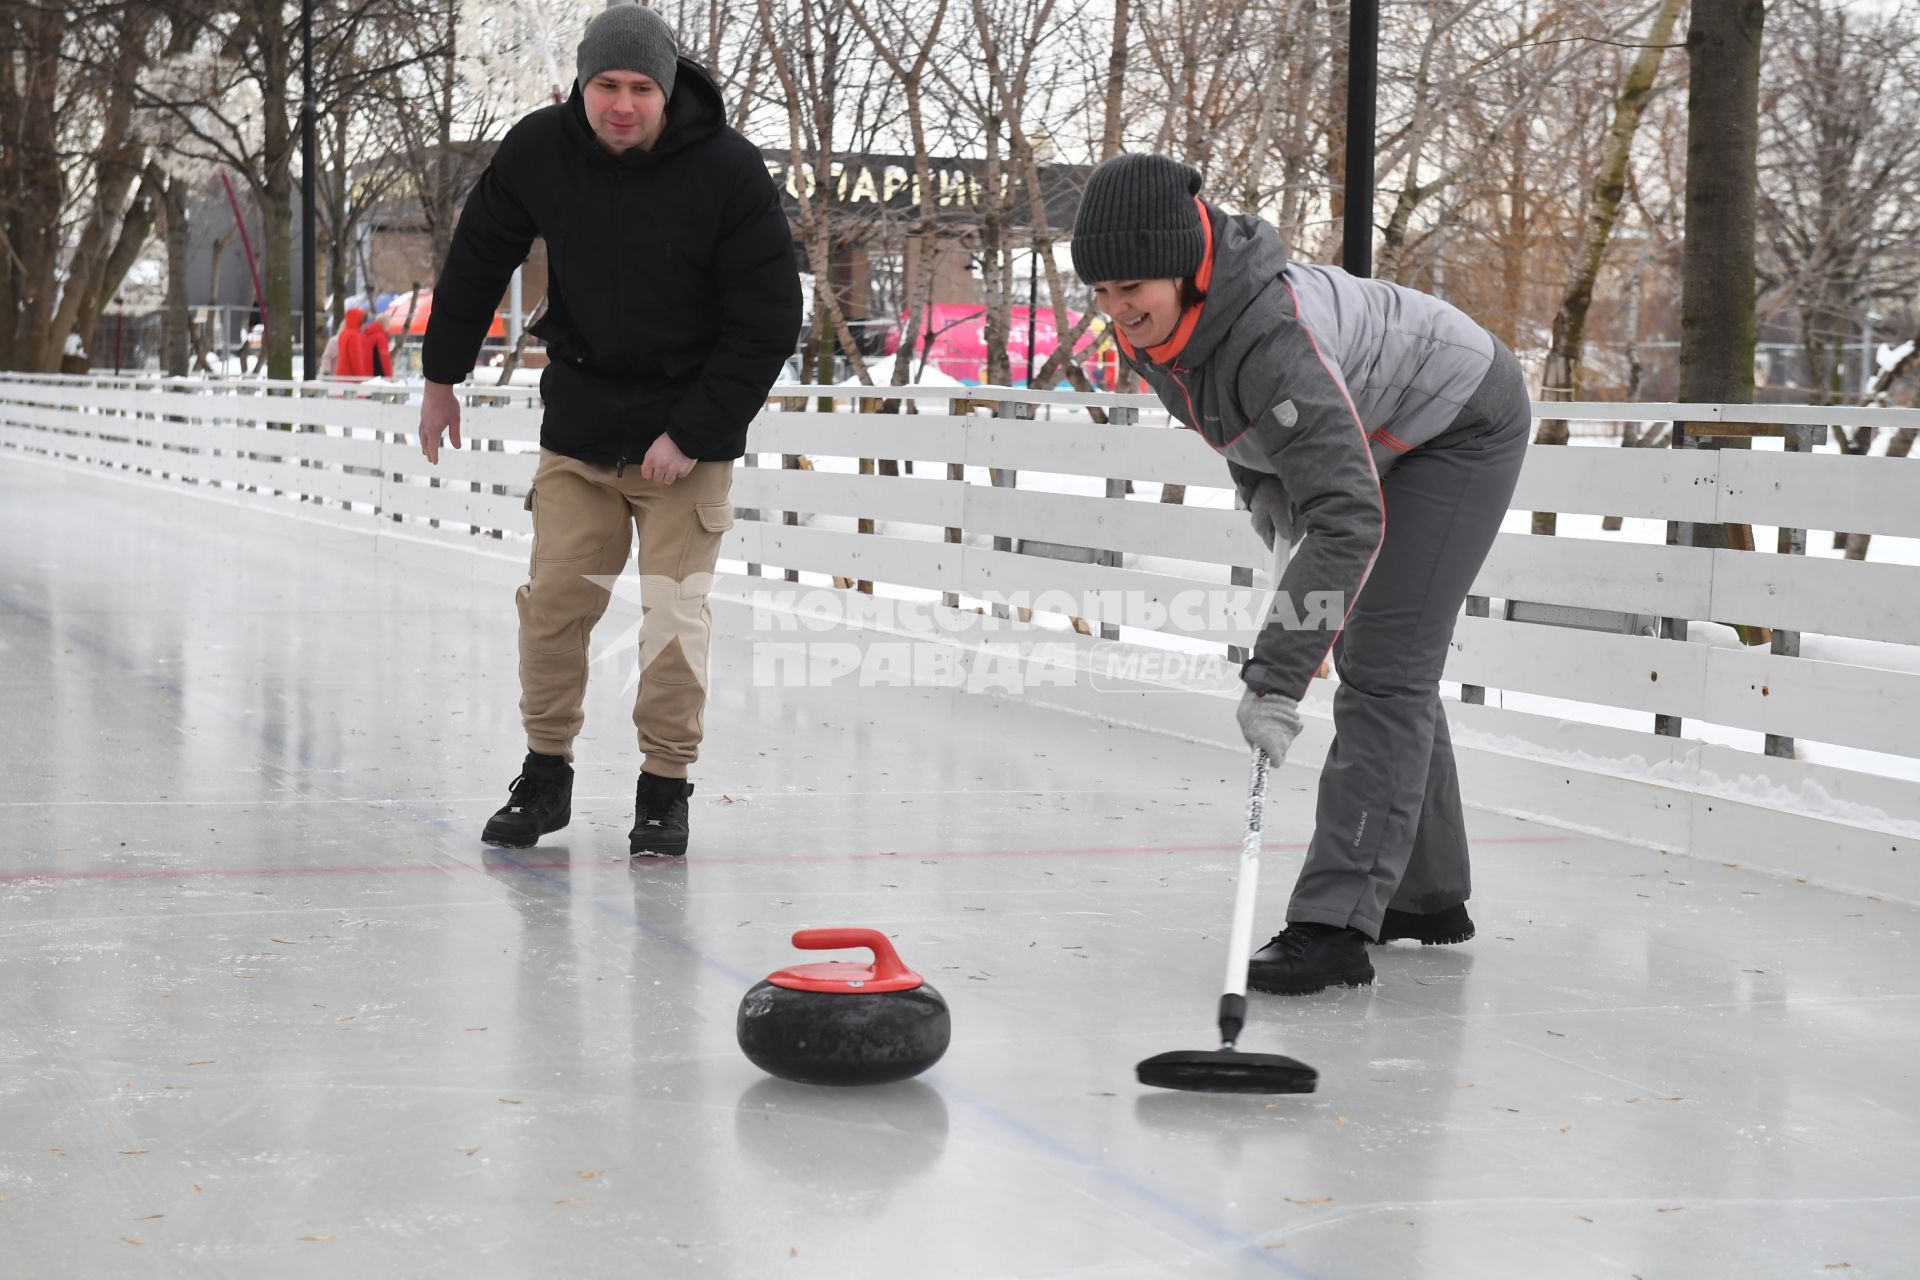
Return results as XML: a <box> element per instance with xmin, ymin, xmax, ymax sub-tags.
<box><xmin>342</xmin><ymin>307</ymin><xmax>366</xmax><ymax>332</ymax></box>
<box><xmin>564</xmin><ymin>56</ymin><xmax>725</xmax><ymax>165</ymax></box>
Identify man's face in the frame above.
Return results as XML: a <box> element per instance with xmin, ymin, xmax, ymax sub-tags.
<box><xmin>584</xmin><ymin>70</ymin><xmax>667</xmax><ymax>154</ymax></box>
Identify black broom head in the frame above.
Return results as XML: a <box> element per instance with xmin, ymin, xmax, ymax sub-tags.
<box><xmin>1136</xmin><ymin>1048</ymin><xmax>1317</xmax><ymax>1094</ymax></box>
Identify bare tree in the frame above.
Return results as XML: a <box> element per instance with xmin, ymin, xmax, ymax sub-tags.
<box><xmin>384</xmin><ymin>0</ymin><xmax>498</xmax><ymax>283</ymax></box>
<box><xmin>845</xmin><ymin>0</ymin><xmax>951</xmax><ymax>389</ymax></box>
<box><xmin>930</xmin><ymin>0</ymin><xmax>1102</xmax><ymax>388</ymax></box>
<box><xmin>1531</xmin><ymin>0</ymin><xmax>1687</xmax><ymax>534</ymax></box>
<box><xmin>139</xmin><ymin>1</ymin><xmax>438</xmax><ymax>380</ymax></box>
<box><xmin>1371</xmin><ymin>2</ymin><xmax>1607</xmax><ymax>284</ymax></box>
<box><xmin>1755</xmin><ymin>0</ymin><xmax>1920</xmax><ymax>407</ymax></box>
<box><xmin>755</xmin><ymin>0</ymin><xmax>893</xmax><ymax>387</ymax></box>
<box><xmin>0</xmin><ymin>2</ymin><xmax>186</xmax><ymax>371</ymax></box>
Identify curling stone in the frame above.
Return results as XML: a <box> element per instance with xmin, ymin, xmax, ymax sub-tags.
<box><xmin>737</xmin><ymin>928</ymin><xmax>950</xmax><ymax>1086</ymax></box>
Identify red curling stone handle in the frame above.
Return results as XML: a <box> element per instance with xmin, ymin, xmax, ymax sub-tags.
<box><xmin>769</xmin><ymin>928</ymin><xmax>924</xmax><ymax>993</ymax></box>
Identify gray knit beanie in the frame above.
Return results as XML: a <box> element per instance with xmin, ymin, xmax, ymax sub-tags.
<box><xmin>576</xmin><ymin>1</ymin><xmax>678</xmax><ymax>100</ymax></box>
<box><xmin>1069</xmin><ymin>153</ymin><xmax>1206</xmax><ymax>285</ymax></box>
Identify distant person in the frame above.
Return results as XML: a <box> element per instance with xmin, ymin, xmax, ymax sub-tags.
<box><xmin>1071</xmin><ymin>153</ymin><xmax>1530</xmax><ymax>996</ymax></box>
<box><xmin>415</xmin><ymin>0</ymin><xmax>802</xmax><ymax>857</ymax></box>
<box><xmin>319</xmin><ymin>323</ymin><xmax>340</xmax><ymax>377</ymax></box>
<box><xmin>237</xmin><ymin>306</ymin><xmax>263</xmax><ymax>375</ymax></box>
<box><xmin>332</xmin><ymin>307</ymin><xmax>390</xmax><ymax>379</ymax></box>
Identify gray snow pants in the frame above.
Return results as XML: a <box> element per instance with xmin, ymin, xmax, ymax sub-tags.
<box><xmin>1285</xmin><ymin>339</ymin><xmax>1531</xmax><ymax>939</ymax></box>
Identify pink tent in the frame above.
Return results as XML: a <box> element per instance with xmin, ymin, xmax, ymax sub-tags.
<box><xmin>881</xmin><ymin>304</ymin><xmax>1115</xmax><ymax>388</ymax></box>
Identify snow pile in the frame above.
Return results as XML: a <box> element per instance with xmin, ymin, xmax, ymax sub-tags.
<box><xmin>1449</xmin><ymin>724</ymin><xmax>1920</xmax><ymax>839</ymax></box>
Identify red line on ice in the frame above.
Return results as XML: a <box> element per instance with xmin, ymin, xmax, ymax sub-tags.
<box><xmin>0</xmin><ymin>834</ymin><xmax>1577</xmax><ymax>882</ymax></box>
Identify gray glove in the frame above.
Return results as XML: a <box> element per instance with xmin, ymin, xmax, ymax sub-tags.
<box><xmin>1247</xmin><ymin>477</ymin><xmax>1295</xmax><ymax>551</ymax></box>
<box><xmin>1236</xmin><ymin>685</ymin><xmax>1303</xmax><ymax>766</ymax></box>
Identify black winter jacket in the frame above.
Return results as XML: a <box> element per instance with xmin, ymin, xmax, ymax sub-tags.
<box><xmin>422</xmin><ymin>60</ymin><xmax>802</xmax><ymax>464</ymax></box>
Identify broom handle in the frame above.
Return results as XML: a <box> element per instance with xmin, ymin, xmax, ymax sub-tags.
<box><xmin>1222</xmin><ymin>746</ymin><xmax>1267</xmax><ymax>1005</ymax></box>
<box><xmin>1217</xmin><ymin>538</ymin><xmax>1290</xmax><ymax>1047</ymax></box>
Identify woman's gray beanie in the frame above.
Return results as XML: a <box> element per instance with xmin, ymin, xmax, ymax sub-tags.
<box><xmin>1069</xmin><ymin>153</ymin><xmax>1206</xmax><ymax>285</ymax></box>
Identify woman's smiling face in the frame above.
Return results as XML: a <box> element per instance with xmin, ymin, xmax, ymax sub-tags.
<box><xmin>1092</xmin><ymin>278</ymin><xmax>1184</xmax><ymax>349</ymax></box>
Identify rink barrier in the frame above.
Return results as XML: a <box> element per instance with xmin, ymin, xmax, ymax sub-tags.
<box><xmin>3</xmin><ymin>373</ymin><xmax>1916</xmax><ymax>899</ymax></box>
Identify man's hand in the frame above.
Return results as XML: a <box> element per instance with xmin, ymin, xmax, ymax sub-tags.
<box><xmin>640</xmin><ymin>431</ymin><xmax>696</xmax><ymax>484</ymax></box>
<box><xmin>418</xmin><ymin>380</ymin><xmax>462</xmax><ymax>464</ymax></box>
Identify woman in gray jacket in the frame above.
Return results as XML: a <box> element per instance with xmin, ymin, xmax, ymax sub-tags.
<box><xmin>1071</xmin><ymin>153</ymin><xmax>1531</xmax><ymax>995</ymax></box>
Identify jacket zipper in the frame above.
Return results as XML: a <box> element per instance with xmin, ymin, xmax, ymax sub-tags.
<box><xmin>1167</xmin><ymin>364</ymin><xmax>1206</xmax><ymax>441</ymax></box>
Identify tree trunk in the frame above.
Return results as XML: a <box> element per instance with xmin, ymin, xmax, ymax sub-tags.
<box><xmin>495</xmin><ymin>291</ymin><xmax>548</xmax><ymax>385</ymax></box>
<box><xmin>1</xmin><ymin>4</ymin><xmax>65</xmax><ymax>371</ymax></box>
<box><xmin>1841</xmin><ymin>427</ymin><xmax>1916</xmax><ymax>561</ymax></box>
<box><xmin>1602</xmin><ymin>264</ymin><xmax>1659</xmax><ymax>529</ymax></box>
<box><xmin>977</xmin><ymin>89</ymin><xmax>1012</xmax><ymax>388</ymax></box>
<box><xmin>37</xmin><ymin>7</ymin><xmax>157</xmax><ymax>369</ymax></box>
<box><xmin>260</xmin><ymin>4</ymin><xmax>296</xmax><ymax>381</ymax></box>
<box><xmin>1324</xmin><ymin>21</ymin><xmax>1349</xmax><ymax>264</ymax></box>
<box><xmin>328</xmin><ymin>107</ymin><xmax>351</xmax><ymax>328</ymax></box>
<box><xmin>1681</xmin><ymin>0</ymin><xmax>1764</xmax><ymax>408</ymax></box>
<box><xmin>432</xmin><ymin>4</ymin><xmax>458</xmax><ymax>273</ymax></box>
<box><xmin>65</xmin><ymin>166</ymin><xmax>163</xmax><ymax>373</ymax></box>
<box><xmin>264</xmin><ymin>169</ymin><xmax>295</xmax><ymax>380</ymax></box>
<box><xmin>843</xmin><ymin>0</ymin><xmax>949</xmax><ymax>393</ymax></box>
<box><xmin>1680</xmin><ymin>0</ymin><xmax>1767</xmax><ymax>644</ymax></box>
<box><xmin>160</xmin><ymin>173</ymin><xmax>191</xmax><ymax>376</ymax></box>
<box><xmin>888</xmin><ymin>86</ymin><xmax>939</xmax><ymax>391</ymax></box>
<box><xmin>1101</xmin><ymin>0</ymin><xmax>1129</xmax><ymax>160</ymax></box>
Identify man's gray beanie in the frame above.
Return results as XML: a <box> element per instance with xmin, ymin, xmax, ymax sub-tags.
<box><xmin>576</xmin><ymin>1</ymin><xmax>678</xmax><ymax>100</ymax></box>
<box><xmin>1069</xmin><ymin>153</ymin><xmax>1206</xmax><ymax>285</ymax></box>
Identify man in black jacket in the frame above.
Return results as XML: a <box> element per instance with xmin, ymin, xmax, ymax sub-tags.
<box><xmin>417</xmin><ymin>0</ymin><xmax>802</xmax><ymax>857</ymax></box>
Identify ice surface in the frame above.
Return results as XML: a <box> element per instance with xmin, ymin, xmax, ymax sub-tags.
<box><xmin>3</xmin><ymin>454</ymin><xmax>1917</xmax><ymax>1277</ymax></box>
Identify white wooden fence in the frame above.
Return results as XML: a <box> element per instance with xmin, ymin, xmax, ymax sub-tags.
<box><xmin>3</xmin><ymin>373</ymin><xmax>1916</xmax><ymax>899</ymax></box>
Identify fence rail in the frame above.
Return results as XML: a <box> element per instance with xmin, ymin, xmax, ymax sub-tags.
<box><xmin>4</xmin><ymin>372</ymin><xmax>1917</xmax><ymax>894</ymax></box>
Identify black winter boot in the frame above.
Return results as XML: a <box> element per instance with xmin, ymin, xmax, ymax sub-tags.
<box><xmin>1376</xmin><ymin>903</ymin><xmax>1475</xmax><ymax>945</ymax></box>
<box><xmin>1248</xmin><ymin>922</ymin><xmax>1376</xmax><ymax>996</ymax></box>
<box><xmin>630</xmin><ymin>772</ymin><xmax>693</xmax><ymax>858</ymax></box>
<box><xmin>481</xmin><ymin>752</ymin><xmax>573</xmax><ymax>849</ymax></box>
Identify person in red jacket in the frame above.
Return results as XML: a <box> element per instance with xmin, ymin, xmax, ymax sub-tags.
<box><xmin>331</xmin><ymin>307</ymin><xmax>391</xmax><ymax>379</ymax></box>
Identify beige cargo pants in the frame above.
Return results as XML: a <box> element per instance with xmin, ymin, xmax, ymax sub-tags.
<box><xmin>516</xmin><ymin>449</ymin><xmax>733</xmax><ymax>779</ymax></box>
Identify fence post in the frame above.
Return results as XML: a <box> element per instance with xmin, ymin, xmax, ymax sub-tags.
<box><xmin>742</xmin><ymin>404</ymin><xmax>763</xmax><ymax>580</ymax></box>
<box><xmin>991</xmin><ymin>394</ymin><xmax>1021</xmax><ymax>554</ymax></box>
<box><xmin>944</xmin><ymin>395</ymin><xmax>968</xmax><ymax>611</ymax></box>
<box><xmin>780</xmin><ymin>389</ymin><xmax>808</xmax><ymax>584</ymax></box>
<box><xmin>1102</xmin><ymin>397</ymin><xmax>1133</xmax><ymax>642</ymax></box>
<box><xmin>1655</xmin><ymin>416</ymin><xmax>1699</xmax><ymax>738</ymax></box>
<box><xmin>1764</xmin><ymin>422</ymin><xmax>1820</xmax><ymax>759</ymax></box>
<box><xmin>856</xmin><ymin>395</ymin><xmax>882</xmax><ymax>595</ymax></box>
<box><xmin>1460</xmin><ymin>595</ymin><xmax>1488</xmax><ymax>705</ymax></box>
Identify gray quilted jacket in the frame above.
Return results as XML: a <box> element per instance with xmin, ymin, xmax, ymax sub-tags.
<box><xmin>1120</xmin><ymin>201</ymin><xmax>1496</xmax><ymax>699</ymax></box>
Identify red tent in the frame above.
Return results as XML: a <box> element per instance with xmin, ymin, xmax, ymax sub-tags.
<box><xmin>380</xmin><ymin>289</ymin><xmax>507</xmax><ymax>339</ymax></box>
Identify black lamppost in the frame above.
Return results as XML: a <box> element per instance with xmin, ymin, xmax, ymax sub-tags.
<box><xmin>301</xmin><ymin>0</ymin><xmax>318</xmax><ymax>380</ymax></box>
<box><xmin>1342</xmin><ymin>0</ymin><xmax>1379</xmax><ymax>280</ymax></box>
<box><xmin>1025</xmin><ymin>250</ymin><xmax>1038</xmax><ymax>388</ymax></box>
